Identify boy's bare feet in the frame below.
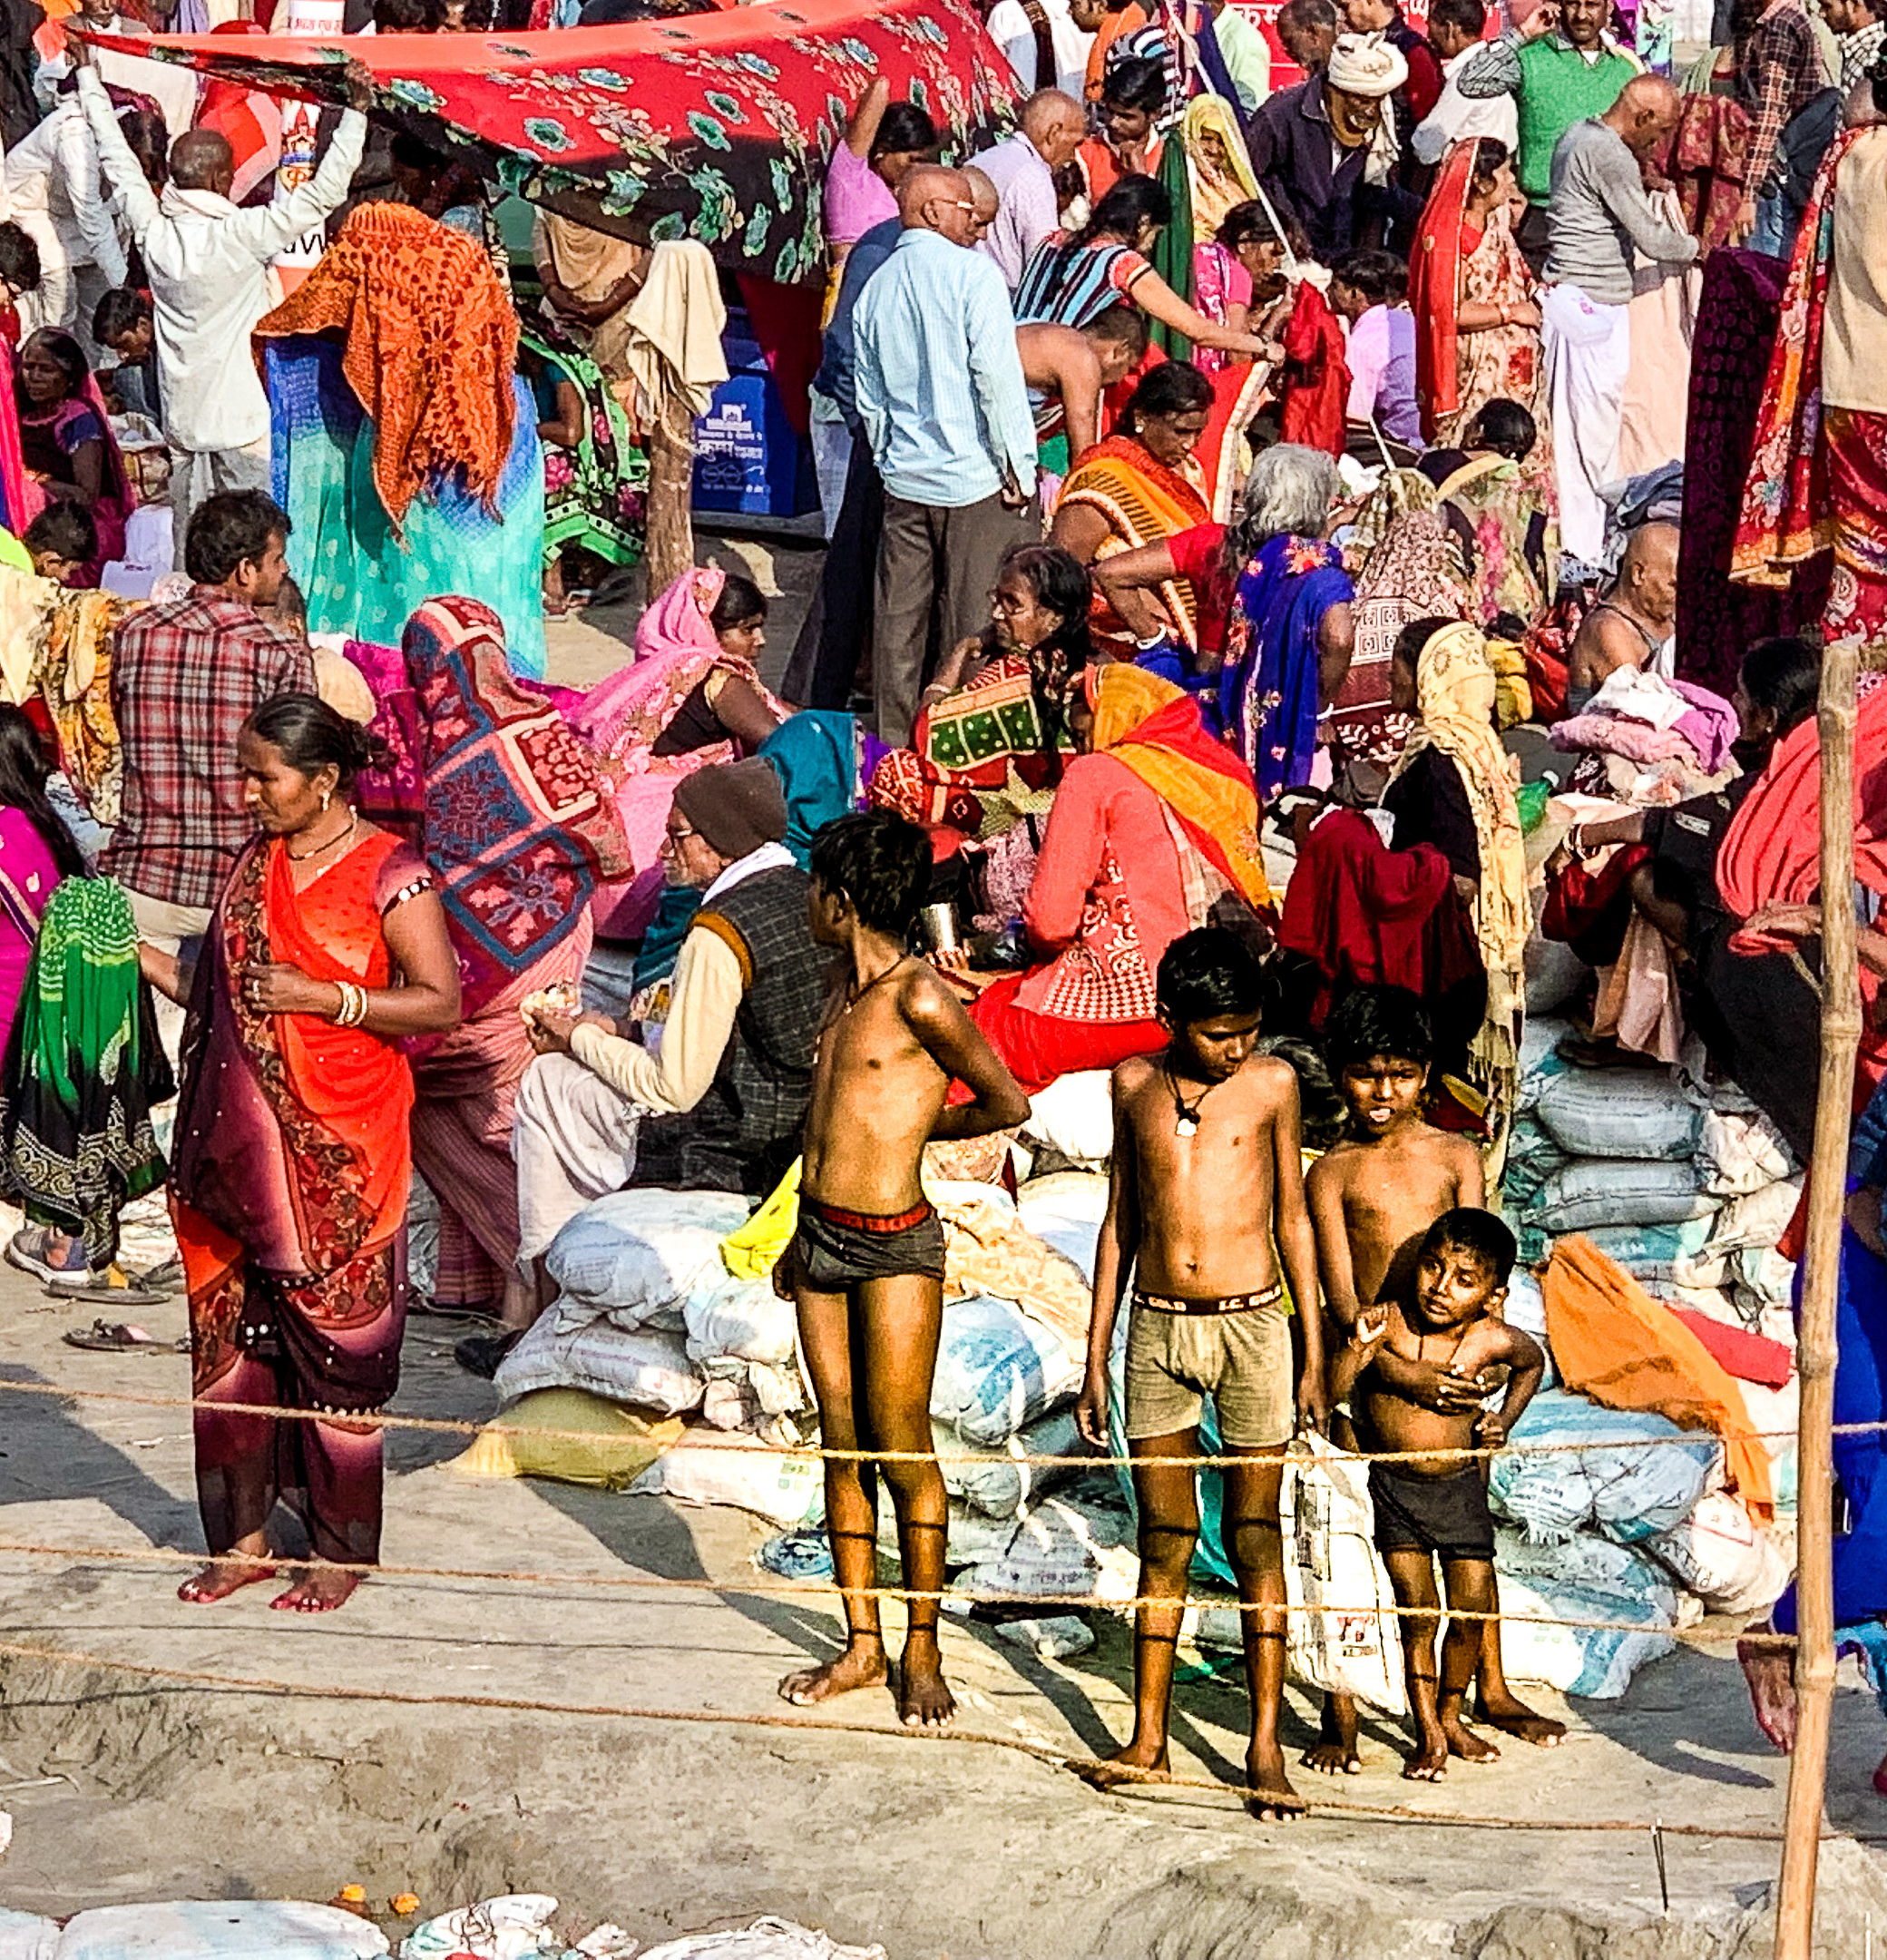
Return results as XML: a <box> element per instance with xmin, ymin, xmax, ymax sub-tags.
<box><xmin>778</xmin><ymin>1637</ymin><xmax>889</xmax><ymax>1708</ymax></box>
<box><xmin>1403</xmin><ymin>1733</ymin><xmax>1451</xmax><ymax>1781</ymax></box>
<box><xmin>177</xmin><ymin>1558</ymin><xmax>277</xmax><ymax>1603</ymax></box>
<box><xmin>1442</xmin><ymin>1713</ymin><xmax>1500</xmax><ymax>1763</ymax></box>
<box><xmin>1247</xmin><ymin>1740</ymin><xmax>1306</xmax><ymax>1820</ymax></box>
<box><xmin>1073</xmin><ymin>1740</ymin><xmax>1170</xmax><ymax>1792</ymax></box>
<box><xmin>1737</xmin><ymin>1633</ymin><xmax>1798</xmax><ymax>1753</ymax></box>
<box><xmin>1301</xmin><ymin>1692</ymin><xmax>1363</xmax><ymax>1774</ymax></box>
<box><xmin>269</xmin><ymin>1567</ymin><xmax>362</xmax><ymax>1613</ymax></box>
<box><xmin>896</xmin><ymin>1636</ymin><xmax>955</xmax><ymax>1729</ymax></box>
<box><xmin>1476</xmin><ymin>1686</ymin><xmax>1565</xmax><ymax>1747</ymax></box>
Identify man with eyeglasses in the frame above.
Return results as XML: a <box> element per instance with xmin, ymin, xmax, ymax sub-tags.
<box><xmin>854</xmin><ymin>162</ymin><xmax>1040</xmax><ymax>749</ymax></box>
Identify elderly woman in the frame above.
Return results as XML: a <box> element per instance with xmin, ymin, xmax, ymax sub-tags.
<box><xmin>1382</xmin><ymin>618</ymin><xmax>1528</xmax><ymax>1152</ymax></box>
<box><xmin>1219</xmin><ymin>443</ymin><xmax>1355</xmax><ymax>800</ymax></box>
<box><xmin>1051</xmin><ymin>361</ymin><xmax>1216</xmax><ymax>659</ymax></box>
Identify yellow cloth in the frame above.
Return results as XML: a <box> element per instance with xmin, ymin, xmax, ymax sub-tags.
<box><xmin>1485</xmin><ymin>635</ymin><xmax>1532</xmax><ymax>731</ymax></box>
<box><xmin>621</xmin><ymin>239</ymin><xmax>730</xmax><ymax>425</ymax></box>
<box><xmin>1090</xmin><ymin>662</ymin><xmax>1272</xmax><ymax>909</ymax></box>
<box><xmin>722</xmin><ymin>1157</ymin><xmax>802</xmax><ymax>1279</ymax></box>
<box><xmin>1182</xmin><ymin>94</ymin><xmax>1259</xmax><ymax>240</ymax></box>
<box><xmin>1543</xmin><ymin>1236</ymin><xmax>1773</xmax><ymax>1520</ymax></box>
<box><xmin>451</xmin><ymin>1388</ymin><xmax>684</xmax><ymax>1489</ymax></box>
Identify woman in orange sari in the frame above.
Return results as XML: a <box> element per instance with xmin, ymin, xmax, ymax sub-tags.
<box><xmin>1050</xmin><ymin>361</ymin><xmax>1216</xmax><ymax>659</ymax></box>
<box><xmin>156</xmin><ymin>695</ymin><xmax>461</xmax><ymax>1613</ymax></box>
<box><xmin>1409</xmin><ymin>139</ymin><xmax>1547</xmax><ymax>456</ymax></box>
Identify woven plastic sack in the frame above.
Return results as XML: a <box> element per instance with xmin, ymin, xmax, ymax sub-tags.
<box><xmin>0</xmin><ymin>1910</ymin><xmax>54</xmax><ymax>1960</ymax></box>
<box><xmin>685</xmin><ymin>1270</ymin><xmax>797</xmax><ymax>1367</ymax></box>
<box><xmin>640</xmin><ymin>1921</ymin><xmax>885</xmax><ymax>1960</ymax></box>
<box><xmin>930</xmin><ymin>1292</ymin><xmax>1083</xmax><ymax>1445</ymax></box>
<box><xmin>1643</xmin><ymin>1490</ymin><xmax>1793</xmax><ymax>1615</ymax></box>
<box><xmin>1281</xmin><ymin>1434</ymin><xmax>1406</xmax><ymax>1713</ymax></box>
<box><xmin>54</xmin><ymin>1905</ymin><xmax>388</xmax><ymax>1960</ymax></box>
<box><xmin>448</xmin><ymin>1389</ymin><xmax>685</xmax><ymax>1490</ymax></box>
<box><xmin>546</xmin><ymin>1190</ymin><xmax>752</xmax><ymax>1323</ymax></box>
<box><xmin>1020</xmin><ymin>1070</ymin><xmax>1114</xmax><ymax>1167</ymax></box>
<box><xmin>632</xmin><ymin>1433</ymin><xmax>823</xmax><ymax>1526</ymax></box>
<box><xmin>1528</xmin><ymin>1158</ymin><xmax>1715</xmax><ymax>1232</ymax></box>
<box><xmin>1492</xmin><ymin>1529</ymin><xmax>1677</xmax><ymax>1697</ymax></box>
<box><xmin>1015</xmin><ymin>1170</ymin><xmax>1110</xmax><ymax>1279</ymax></box>
<box><xmin>1535</xmin><ymin>1069</ymin><xmax>1700</xmax><ymax>1161</ymax></box>
<box><xmin>495</xmin><ymin>1317</ymin><xmax>703</xmax><ymax>1416</ymax></box>
<box><xmin>935</xmin><ymin>1408</ymin><xmax>1083</xmax><ymax>1518</ymax></box>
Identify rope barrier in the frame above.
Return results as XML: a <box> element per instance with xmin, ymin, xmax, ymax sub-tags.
<box><xmin>0</xmin><ymin>1374</ymin><xmax>1828</xmax><ymax>1469</ymax></box>
<box><xmin>0</xmin><ymin>1632</ymin><xmax>1838</xmax><ymax>1842</ymax></box>
<box><xmin>0</xmin><ymin>1534</ymin><xmax>1790</xmax><ymax>1642</ymax></box>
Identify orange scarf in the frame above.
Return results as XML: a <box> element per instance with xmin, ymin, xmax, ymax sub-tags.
<box><xmin>255</xmin><ymin>201</ymin><xmax>516</xmax><ymax>526</ymax></box>
<box><xmin>1409</xmin><ymin>137</ymin><xmax>1477</xmax><ymax>443</ymax></box>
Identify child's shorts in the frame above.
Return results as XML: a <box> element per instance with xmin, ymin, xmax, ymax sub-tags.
<box><xmin>791</xmin><ymin>1198</ymin><xmax>947</xmax><ymax>1290</ymax></box>
<box><xmin>1368</xmin><ymin>1462</ymin><xmax>1496</xmax><ymax>1563</ymax></box>
<box><xmin>1123</xmin><ymin>1287</ymin><xmax>1292</xmax><ymax>1449</ymax></box>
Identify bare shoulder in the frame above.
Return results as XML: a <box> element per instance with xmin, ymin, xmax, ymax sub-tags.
<box><xmin>1239</xmin><ymin>1052</ymin><xmax>1302</xmax><ymax>1109</ymax></box>
<box><xmin>1491</xmin><ymin>1314</ymin><xmax>1544</xmax><ymax>1368</ymax></box>
<box><xmin>1305</xmin><ymin>1139</ymin><xmax>1361</xmax><ymax>1196</ymax></box>
<box><xmin>1441</xmin><ymin>1129</ymin><xmax>1487</xmax><ymax>1179</ymax></box>
<box><xmin>897</xmin><ymin>957</ymin><xmax>965</xmax><ymax>1022</ymax></box>
<box><xmin>1111</xmin><ymin>1052</ymin><xmax>1160</xmax><ymax>1105</ymax></box>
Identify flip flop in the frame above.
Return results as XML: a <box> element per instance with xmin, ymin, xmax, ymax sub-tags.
<box><xmin>48</xmin><ymin>1277</ymin><xmax>175</xmax><ymax>1309</ymax></box>
<box><xmin>62</xmin><ymin>1320</ymin><xmax>188</xmax><ymax>1354</ymax></box>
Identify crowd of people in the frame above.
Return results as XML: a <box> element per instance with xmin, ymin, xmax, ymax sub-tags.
<box><xmin>0</xmin><ymin>0</ymin><xmax>1880</xmax><ymax>1820</ymax></box>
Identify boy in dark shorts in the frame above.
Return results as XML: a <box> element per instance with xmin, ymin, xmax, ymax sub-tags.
<box><xmin>779</xmin><ymin>811</ymin><xmax>1029</xmax><ymax>1730</ymax></box>
<box><xmin>1075</xmin><ymin>927</ymin><xmax>1324</xmax><ymax>1818</ymax></box>
<box><xmin>1331</xmin><ymin>1207</ymin><xmax>1545</xmax><ymax>1781</ymax></box>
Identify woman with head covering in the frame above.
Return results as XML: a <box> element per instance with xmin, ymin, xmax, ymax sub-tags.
<box><xmin>161</xmin><ymin>692</ymin><xmax>461</xmax><ymax>1612</ymax></box>
<box><xmin>1218</xmin><ymin>442</ymin><xmax>1355</xmax><ymax>799</ymax></box>
<box><xmin>255</xmin><ymin>199</ymin><xmax>547</xmax><ymax>676</ymax></box>
<box><xmin>1051</xmin><ymin>361</ymin><xmax>1217</xmax><ymax>659</ymax></box>
<box><xmin>1408</xmin><ymin>139</ymin><xmax>1547</xmax><ymax>455</ymax></box>
<box><xmin>962</xmin><ymin>662</ymin><xmax>1271</xmax><ymax>1095</ymax></box>
<box><xmin>1190</xmin><ymin>199</ymin><xmax>1290</xmax><ymax>377</ymax></box>
<box><xmin>572</xmin><ymin>564</ymin><xmax>784</xmax><ymax>936</ymax></box>
<box><xmin>393</xmin><ymin>597</ymin><xmax>631</xmax><ymax>1330</ymax></box>
<box><xmin>9</xmin><ymin>326</ymin><xmax>131</xmax><ymax>583</ymax></box>
<box><xmin>1381</xmin><ymin>618</ymin><xmax>1529</xmax><ymax>1154</ymax></box>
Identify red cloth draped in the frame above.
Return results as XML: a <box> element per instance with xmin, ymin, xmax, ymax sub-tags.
<box><xmin>1278</xmin><ymin>280</ymin><xmax>1348</xmax><ymax>457</ymax></box>
<box><xmin>1409</xmin><ymin>138</ymin><xmax>1476</xmax><ymax>446</ymax></box>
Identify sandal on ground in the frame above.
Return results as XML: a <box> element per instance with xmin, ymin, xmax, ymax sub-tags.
<box><xmin>47</xmin><ymin>1271</ymin><xmax>175</xmax><ymax>1308</ymax></box>
<box><xmin>6</xmin><ymin>1226</ymin><xmax>94</xmax><ymax>1289</ymax></box>
<box><xmin>62</xmin><ymin>1319</ymin><xmax>188</xmax><ymax>1354</ymax></box>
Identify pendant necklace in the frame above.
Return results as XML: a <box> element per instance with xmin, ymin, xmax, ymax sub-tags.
<box><xmin>1164</xmin><ymin>1061</ymin><xmax>1214</xmax><ymax>1139</ymax></box>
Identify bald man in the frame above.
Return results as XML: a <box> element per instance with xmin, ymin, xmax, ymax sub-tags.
<box><xmin>973</xmin><ymin>88</ymin><xmax>1086</xmax><ymax>289</ymax></box>
<box><xmin>1565</xmin><ymin>520</ymin><xmax>1680</xmax><ymax>711</ymax></box>
<box><xmin>1541</xmin><ymin>74</ymin><xmax>1697</xmax><ymax>567</ymax></box>
<box><xmin>853</xmin><ymin>162</ymin><xmax>1038</xmax><ymax>744</ymax></box>
<box><xmin>77</xmin><ymin>61</ymin><xmax>372</xmax><ymax>566</ymax></box>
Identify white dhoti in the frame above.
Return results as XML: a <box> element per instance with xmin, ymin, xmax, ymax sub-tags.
<box><xmin>511</xmin><ymin>1051</ymin><xmax>643</xmax><ymax>1269</ymax></box>
<box><xmin>1542</xmin><ymin>281</ymin><xmax>1632</xmax><ymax>569</ymax></box>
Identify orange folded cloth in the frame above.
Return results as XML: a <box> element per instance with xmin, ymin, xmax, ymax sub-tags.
<box><xmin>1542</xmin><ymin>1235</ymin><xmax>1773</xmax><ymax>1519</ymax></box>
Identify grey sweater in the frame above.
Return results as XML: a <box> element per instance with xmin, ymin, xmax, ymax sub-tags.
<box><xmin>1544</xmin><ymin>118</ymin><xmax>1699</xmax><ymax>305</ymax></box>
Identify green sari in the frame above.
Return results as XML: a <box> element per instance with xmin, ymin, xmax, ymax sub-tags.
<box><xmin>521</xmin><ymin>325</ymin><xmax>647</xmax><ymax>574</ymax></box>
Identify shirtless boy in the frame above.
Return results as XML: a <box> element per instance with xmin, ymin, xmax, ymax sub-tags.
<box><xmin>1332</xmin><ymin>1209</ymin><xmax>1545</xmax><ymax>1781</ymax></box>
<box><xmin>780</xmin><ymin>810</ymin><xmax>1029</xmax><ymax>1730</ymax></box>
<box><xmin>1305</xmin><ymin>987</ymin><xmax>1560</xmax><ymax>1769</ymax></box>
<box><xmin>1075</xmin><ymin>927</ymin><xmax>1324</xmax><ymax>1818</ymax></box>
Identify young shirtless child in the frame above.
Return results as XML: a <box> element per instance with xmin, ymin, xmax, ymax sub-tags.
<box><xmin>779</xmin><ymin>810</ymin><xmax>1030</xmax><ymax>1730</ymax></box>
<box><xmin>1331</xmin><ymin>1208</ymin><xmax>1546</xmax><ymax>1781</ymax></box>
<box><xmin>1075</xmin><ymin>927</ymin><xmax>1324</xmax><ymax>1819</ymax></box>
<box><xmin>1305</xmin><ymin>987</ymin><xmax>1561</xmax><ymax>1769</ymax></box>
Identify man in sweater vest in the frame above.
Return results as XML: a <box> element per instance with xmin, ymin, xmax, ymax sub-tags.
<box><xmin>1455</xmin><ymin>0</ymin><xmax>1640</xmax><ymax>269</ymax></box>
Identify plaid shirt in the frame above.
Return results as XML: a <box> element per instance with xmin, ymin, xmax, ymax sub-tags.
<box><xmin>100</xmin><ymin>587</ymin><xmax>315</xmax><ymax>910</ymax></box>
<box><xmin>1737</xmin><ymin>0</ymin><xmax>1828</xmax><ymax>191</ymax></box>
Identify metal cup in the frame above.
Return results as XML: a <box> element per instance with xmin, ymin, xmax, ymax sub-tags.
<box><xmin>920</xmin><ymin>902</ymin><xmax>959</xmax><ymax>955</ymax></box>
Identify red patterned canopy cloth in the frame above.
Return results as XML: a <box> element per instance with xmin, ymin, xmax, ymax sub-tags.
<box><xmin>86</xmin><ymin>0</ymin><xmax>1017</xmax><ymax>280</ymax></box>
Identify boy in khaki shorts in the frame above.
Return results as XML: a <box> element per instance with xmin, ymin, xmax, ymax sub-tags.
<box><xmin>1075</xmin><ymin>928</ymin><xmax>1325</xmax><ymax>1819</ymax></box>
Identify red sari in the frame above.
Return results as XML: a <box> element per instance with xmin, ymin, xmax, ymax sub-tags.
<box><xmin>171</xmin><ymin>829</ymin><xmax>432</xmax><ymax>1566</ymax></box>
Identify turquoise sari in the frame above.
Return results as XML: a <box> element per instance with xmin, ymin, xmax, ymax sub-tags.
<box><xmin>266</xmin><ymin>339</ymin><xmax>548</xmax><ymax>680</ymax></box>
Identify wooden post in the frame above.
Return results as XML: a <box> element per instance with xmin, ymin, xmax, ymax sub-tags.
<box><xmin>1775</xmin><ymin>633</ymin><xmax>1862</xmax><ymax>1960</ymax></box>
<box><xmin>644</xmin><ymin>395</ymin><xmax>695</xmax><ymax>599</ymax></box>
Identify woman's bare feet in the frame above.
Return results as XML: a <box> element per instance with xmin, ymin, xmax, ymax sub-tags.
<box><xmin>1301</xmin><ymin>1692</ymin><xmax>1363</xmax><ymax>1774</ymax></box>
<box><xmin>1476</xmin><ymin>1686</ymin><xmax>1566</xmax><ymax>1748</ymax></box>
<box><xmin>1072</xmin><ymin>1740</ymin><xmax>1170</xmax><ymax>1792</ymax></box>
<box><xmin>177</xmin><ymin>1557</ymin><xmax>278</xmax><ymax>1603</ymax></box>
<box><xmin>1738</xmin><ymin>1633</ymin><xmax>1798</xmax><ymax>1753</ymax></box>
<box><xmin>1247</xmin><ymin>1740</ymin><xmax>1305</xmax><ymax>1820</ymax></box>
<box><xmin>269</xmin><ymin>1566</ymin><xmax>363</xmax><ymax>1613</ymax></box>
<box><xmin>778</xmin><ymin>1636</ymin><xmax>888</xmax><ymax>1707</ymax></box>
<box><xmin>896</xmin><ymin>1633</ymin><xmax>954</xmax><ymax>1729</ymax></box>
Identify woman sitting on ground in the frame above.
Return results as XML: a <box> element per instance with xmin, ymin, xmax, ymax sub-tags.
<box><xmin>1051</xmin><ymin>361</ymin><xmax>1216</xmax><ymax>659</ymax></box>
<box><xmin>155</xmin><ymin>693</ymin><xmax>462</xmax><ymax>1613</ymax></box>
<box><xmin>573</xmin><ymin>565</ymin><xmax>783</xmax><ymax>934</ymax></box>
<box><xmin>10</xmin><ymin>327</ymin><xmax>131</xmax><ymax>583</ymax></box>
<box><xmin>1419</xmin><ymin>397</ymin><xmax>1557</xmax><ymax>627</ymax></box>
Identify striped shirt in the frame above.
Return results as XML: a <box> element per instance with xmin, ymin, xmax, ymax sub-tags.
<box><xmin>1013</xmin><ymin>238</ymin><xmax>1151</xmax><ymax>328</ymax></box>
<box><xmin>853</xmin><ymin>228</ymin><xmax>1040</xmax><ymax>506</ymax></box>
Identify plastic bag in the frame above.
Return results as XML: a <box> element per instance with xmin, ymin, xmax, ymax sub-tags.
<box><xmin>1014</xmin><ymin>1171</ymin><xmax>1110</xmax><ymax>1281</ymax></box>
<box><xmin>398</xmin><ymin>1895</ymin><xmax>564</xmax><ymax>1959</ymax></box>
<box><xmin>54</xmin><ymin>1905</ymin><xmax>389</xmax><ymax>1960</ymax></box>
<box><xmin>632</xmin><ymin>1433</ymin><xmax>823</xmax><ymax>1526</ymax></box>
<box><xmin>1280</xmin><ymin>1435</ymin><xmax>1407</xmax><ymax>1714</ymax></box>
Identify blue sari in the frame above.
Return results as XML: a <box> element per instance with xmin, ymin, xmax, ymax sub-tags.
<box><xmin>266</xmin><ymin>338</ymin><xmax>547</xmax><ymax>680</ymax></box>
<box><xmin>1219</xmin><ymin>534</ymin><xmax>1353</xmax><ymax>803</ymax></box>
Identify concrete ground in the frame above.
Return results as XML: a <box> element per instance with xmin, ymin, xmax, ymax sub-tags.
<box><xmin>1</xmin><ymin>525</ymin><xmax>1883</xmax><ymax>1955</ymax></box>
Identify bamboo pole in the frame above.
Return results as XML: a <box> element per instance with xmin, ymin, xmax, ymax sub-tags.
<box><xmin>1775</xmin><ymin>634</ymin><xmax>1862</xmax><ymax>1960</ymax></box>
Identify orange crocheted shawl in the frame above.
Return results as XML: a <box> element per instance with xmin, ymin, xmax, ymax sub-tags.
<box><xmin>254</xmin><ymin>201</ymin><xmax>517</xmax><ymax>525</ymax></box>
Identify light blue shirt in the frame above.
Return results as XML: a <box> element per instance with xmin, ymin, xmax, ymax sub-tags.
<box><xmin>852</xmin><ymin>228</ymin><xmax>1038</xmax><ymax>509</ymax></box>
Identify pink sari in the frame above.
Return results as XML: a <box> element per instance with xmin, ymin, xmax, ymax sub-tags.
<box><xmin>10</xmin><ymin>354</ymin><xmax>133</xmax><ymax>583</ymax></box>
<box><xmin>572</xmin><ymin>565</ymin><xmax>781</xmax><ymax>936</ymax></box>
